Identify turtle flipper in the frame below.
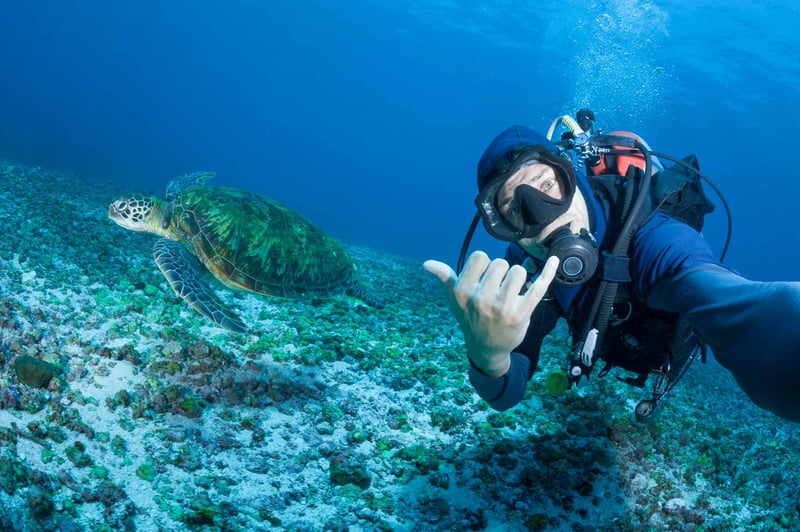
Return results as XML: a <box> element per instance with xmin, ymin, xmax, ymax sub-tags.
<box><xmin>347</xmin><ymin>280</ymin><xmax>386</xmax><ymax>309</ymax></box>
<box><xmin>153</xmin><ymin>239</ymin><xmax>248</xmax><ymax>333</ymax></box>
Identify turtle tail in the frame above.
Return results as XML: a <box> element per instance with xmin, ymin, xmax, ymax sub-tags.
<box><xmin>348</xmin><ymin>280</ymin><xmax>386</xmax><ymax>309</ymax></box>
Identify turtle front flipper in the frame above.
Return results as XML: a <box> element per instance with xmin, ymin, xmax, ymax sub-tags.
<box><xmin>153</xmin><ymin>239</ymin><xmax>248</xmax><ymax>333</ymax></box>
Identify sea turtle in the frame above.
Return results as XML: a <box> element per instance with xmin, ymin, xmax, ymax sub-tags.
<box><xmin>108</xmin><ymin>171</ymin><xmax>384</xmax><ymax>333</ymax></box>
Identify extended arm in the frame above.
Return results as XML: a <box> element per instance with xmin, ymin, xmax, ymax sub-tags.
<box><xmin>648</xmin><ymin>265</ymin><xmax>800</xmax><ymax>422</ymax></box>
<box><xmin>634</xmin><ymin>213</ymin><xmax>800</xmax><ymax>422</ymax></box>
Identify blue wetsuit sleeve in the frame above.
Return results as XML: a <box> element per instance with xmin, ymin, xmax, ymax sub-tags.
<box><xmin>633</xmin><ymin>214</ymin><xmax>800</xmax><ymax>421</ymax></box>
<box><xmin>468</xmin><ymin>353</ymin><xmax>534</xmax><ymax>411</ymax></box>
<box><xmin>630</xmin><ymin>212</ymin><xmax>723</xmax><ymax>299</ymax></box>
<box><xmin>648</xmin><ymin>265</ymin><xmax>800</xmax><ymax>423</ymax></box>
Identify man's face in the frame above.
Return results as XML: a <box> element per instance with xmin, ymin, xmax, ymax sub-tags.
<box><xmin>493</xmin><ymin>161</ymin><xmax>590</xmax><ymax>259</ymax></box>
<box><xmin>495</xmin><ymin>162</ymin><xmax>564</xmax><ymax>232</ymax></box>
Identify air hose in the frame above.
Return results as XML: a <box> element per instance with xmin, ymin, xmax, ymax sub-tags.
<box><xmin>456</xmin><ymin>213</ymin><xmax>481</xmax><ymax>274</ymax></box>
<box><xmin>569</xmin><ymin>137</ymin><xmax>656</xmax><ymax>384</ymax></box>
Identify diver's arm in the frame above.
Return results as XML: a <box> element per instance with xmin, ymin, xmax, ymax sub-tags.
<box><xmin>632</xmin><ymin>213</ymin><xmax>800</xmax><ymax>422</ymax></box>
<box><xmin>647</xmin><ymin>265</ymin><xmax>800</xmax><ymax>423</ymax></box>
<box><xmin>468</xmin><ymin>300</ymin><xmax>560</xmax><ymax>410</ymax></box>
<box><xmin>467</xmin><ymin>353</ymin><xmax>534</xmax><ymax>410</ymax></box>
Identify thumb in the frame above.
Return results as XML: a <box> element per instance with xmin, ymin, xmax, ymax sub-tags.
<box><xmin>423</xmin><ymin>259</ymin><xmax>457</xmax><ymax>291</ymax></box>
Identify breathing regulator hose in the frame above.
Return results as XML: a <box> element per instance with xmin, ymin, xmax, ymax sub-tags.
<box><xmin>570</xmin><ymin>138</ymin><xmax>656</xmax><ymax>385</ymax></box>
<box><xmin>597</xmin><ymin>141</ymin><xmax>654</xmax><ymax>337</ymax></box>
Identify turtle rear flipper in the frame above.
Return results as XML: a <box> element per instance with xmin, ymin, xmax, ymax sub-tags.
<box><xmin>153</xmin><ymin>239</ymin><xmax>248</xmax><ymax>333</ymax></box>
<box><xmin>347</xmin><ymin>280</ymin><xmax>385</xmax><ymax>309</ymax></box>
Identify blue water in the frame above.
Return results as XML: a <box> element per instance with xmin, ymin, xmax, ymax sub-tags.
<box><xmin>1</xmin><ymin>0</ymin><xmax>799</xmax><ymax>280</ymax></box>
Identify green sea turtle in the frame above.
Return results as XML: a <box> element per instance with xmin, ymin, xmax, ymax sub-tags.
<box><xmin>108</xmin><ymin>171</ymin><xmax>384</xmax><ymax>333</ymax></box>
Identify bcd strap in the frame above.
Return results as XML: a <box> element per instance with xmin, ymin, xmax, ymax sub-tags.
<box><xmin>599</xmin><ymin>251</ymin><xmax>631</xmax><ymax>283</ymax></box>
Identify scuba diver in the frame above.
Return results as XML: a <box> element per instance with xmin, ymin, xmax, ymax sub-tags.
<box><xmin>424</xmin><ymin>110</ymin><xmax>800</xmax><ymax>423</ymax></box>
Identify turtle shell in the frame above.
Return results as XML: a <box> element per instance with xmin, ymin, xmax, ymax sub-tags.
<box><xmin>170</xmin><ymin>186</ymin><xmax>356</xmax><ymax>298</ymax></box>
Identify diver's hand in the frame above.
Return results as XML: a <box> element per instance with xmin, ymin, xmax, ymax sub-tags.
<box><xmin>423</xmin><ymin>251</ymin><xmax>559</xmax><ymax>378</ymax></box>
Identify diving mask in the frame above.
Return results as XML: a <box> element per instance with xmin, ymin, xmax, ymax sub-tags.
<box><xmin>475</xmin><ymin>147</ymin><xmax>576</xmax><ymax>241</ymax></box>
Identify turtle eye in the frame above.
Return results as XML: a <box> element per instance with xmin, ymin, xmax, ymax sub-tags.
<box><xmin>117</xmin><ymin>201</ymin><xmax>128</xmax><ymax>211</ymax></box>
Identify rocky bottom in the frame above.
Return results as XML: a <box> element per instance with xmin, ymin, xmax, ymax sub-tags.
<box><xmin>0</xmin><ymin>163</ymin><xmax>798</xmax><ymax>531</ymax></box>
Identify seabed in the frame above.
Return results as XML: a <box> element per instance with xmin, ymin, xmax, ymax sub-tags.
<box><xmin>0</xmin><ymin>163</ymin><xmax>797</xmax><ymax>531</ymax></box>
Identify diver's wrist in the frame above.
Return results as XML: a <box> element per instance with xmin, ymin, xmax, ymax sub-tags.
<box><xmin>468</xmin><ymin>351</ymin><xmax>511</xmax><ymax>378</ymax></box>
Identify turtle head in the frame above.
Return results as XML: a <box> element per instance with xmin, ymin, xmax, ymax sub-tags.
<box><xmin>108</xmin><ymin>194</ymin><xmax>167</xmax><ymax>234</ymax></box>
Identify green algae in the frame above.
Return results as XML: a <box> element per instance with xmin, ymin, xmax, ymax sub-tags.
<box><xmin>110</xmin><ymin>436</ymin><xmax>127</xmax><ymax>457</ymax></box>
<box><xmin>64</xmin><ymin>444</ymin><xmax>93</xmax><ymax>467</ymax></box>
<box><xmin>136</xmin><ymin>463</ymin><xmax>157</xmax><ymax>482</ymax></box>
<box><xmin>320</xmin><ymin>402</ymin><xmax>345</xmax><ymax>423</ymax></box>
<box><xmin>13</xmin><ymin>355</ymin><xmax>58</xmax><ymax>388</ymax></box>
<box><xmin>176</xmin><ymin>392</ymin><xmax>206</xmax><ymax>418</ymax></box>
<box><xmin>0</xmin><ymin>450</ymin><xmax>30</xmax><ymax>495</ymax></box>
<box><xmin>90</xmin><ymin>466</ymin><xmax>109</xmax><ymax>480</ymax></box>
<box><xmin>397</xmin><ymin>444</ymin><xmax>440</xmax><ymax>475</ymax></box>
<box><xmin>430</xmin><ymin>406</ymin><xmax>465</xmax><ymax>433</ymax></box>
<box><xmin>329</xmin><ymin>452</ymin><xmax>371</xmax><ymax>489</ymax></box>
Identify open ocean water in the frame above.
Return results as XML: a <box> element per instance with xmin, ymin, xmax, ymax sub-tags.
<box><xmin>0</xmin><ymin>1</ymin><xmax>798</xmax><ymax>530</ymax></box>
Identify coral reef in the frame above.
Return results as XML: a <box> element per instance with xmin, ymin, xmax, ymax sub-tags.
<box><xmin>0</xmin><ymin>162</ymin><xmax>798</xmax><ymax>531</ymax></box>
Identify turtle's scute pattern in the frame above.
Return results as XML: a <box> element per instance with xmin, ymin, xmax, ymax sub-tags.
<box><xmin>171</xmin><ymin>187</ymin><xmax>357</xmax><ymax>298</ymax></box>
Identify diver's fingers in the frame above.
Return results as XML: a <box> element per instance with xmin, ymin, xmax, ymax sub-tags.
<box><xmin>499</xmin><ymin>264</ymin><xmax>530</xmax><ymax>301</ymax></box>
<box><xmin>457</xmin><ymin>251</ymin><xmax>491</xmax><ymax>290</ymax></box>
<box><xmin>520</xmin><ymin>256</ymin><xmax>559</xmax><ymax>314</ymax></box>
<box><xmin>477</xmin><ymin>258</ymin><xmax>512</xmax><ymax>294</ymax></box>
<box><xmin>423</xmin><ymin>259</ymin><xmax>457</xmax><ymax>293</ymax></box>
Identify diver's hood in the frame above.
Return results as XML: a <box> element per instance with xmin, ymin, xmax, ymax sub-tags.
<box><xmin>475</xmin><ymin>125</ymin><xmax>578</xmax><ymax>241</ymax></box>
